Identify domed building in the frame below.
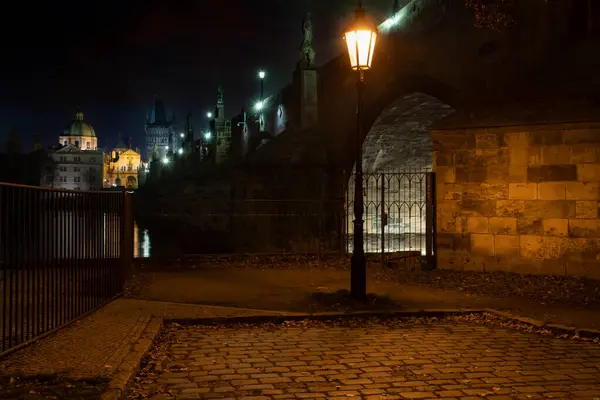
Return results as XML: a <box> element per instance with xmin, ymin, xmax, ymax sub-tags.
<box><xmin>44</xmin><ymin>110</ymin><xmax>104</xmax><ymax>191</ymax></box>
<box><xmin>59</xmin><ymin>111</ymin><xmax>98</xmax><ymax>150</ymax></box>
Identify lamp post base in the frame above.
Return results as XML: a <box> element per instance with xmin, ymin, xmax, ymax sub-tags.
<box><xmin>350</xmin><ymin>252</ymin><xmax>367</xmax><ymax>300</ymax></box>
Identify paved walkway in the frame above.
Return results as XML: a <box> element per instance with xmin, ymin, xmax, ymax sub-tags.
<box><xmin>129</xmin><ymin>267</ymin><xmax>600</xmax><ymax>330</ymax></box>
<box><xmin>128</xmin><ymin>321</ymin><xmax>600</xmax><ymax>399</ymax></box>
<box><xmin>0</xmin><ymin>299</ymin><xmax>292</xmax><ymax>379</ymax></box>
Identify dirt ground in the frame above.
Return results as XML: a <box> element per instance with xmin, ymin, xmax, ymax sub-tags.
<box><xmin>125</xmin><ymin>264</ymin><xmax>600</xmax><ymax>330</ymax></box>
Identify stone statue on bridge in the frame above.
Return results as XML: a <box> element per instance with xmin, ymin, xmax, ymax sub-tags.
<box><xmin>300</xmin><ymin>13</ymin><xmax>316</xmax><ymax>68</ymax></box>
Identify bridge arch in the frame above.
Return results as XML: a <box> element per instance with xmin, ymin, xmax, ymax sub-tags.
<box><xmin>342</xmin><ymin>88</ymin><xmax>455</xmax><ymax>254</ymax></box>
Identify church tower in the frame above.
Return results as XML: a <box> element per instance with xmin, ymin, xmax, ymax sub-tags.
<box><xmin>211</xmin><ymin>85</ymin><xmax>232</xmax><ymax>164</ymax></box>
<box><xmin>145</xmin><ymin>96</ymin><xmax>175</xmax><ymax>162</ymax></box>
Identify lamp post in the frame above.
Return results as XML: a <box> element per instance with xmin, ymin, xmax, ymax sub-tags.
<box><xmin>258</xmin><ymin>70</ymin><xmax>266</xmax><ymax>132</ymax></box>
<box><xmin>258</xmin><ymin>70</ymin><xmax>266</xmax><ymax>100</ymax></box>
<box><xmin>344</xmin><ymin>0</ymin><xmax>377</xmax><ymax>300</ymax></box>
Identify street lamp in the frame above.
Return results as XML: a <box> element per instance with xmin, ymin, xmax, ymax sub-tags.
<box><xmin>206</xmin><ymin>111</ymin><xmax>213</xmax><ymax>119</ymax></box>
<box><xmin>204</xmin><ymin>132</ymin><xmax>212</xmax><ymax>140</ymax></box>
<box><xmin>258</xmin><ymin>70</ymin><xmax>266</xmax><ymax>99</ymax></box>
<box><xmin>254</xmin><ymin>100</ymin><xmax>264</xmax><ymax>112</ymax></box>
<box><xmin>344</xmin><ymin>0</ymin><xmax>377</xmax><ymax>300</ymax></box>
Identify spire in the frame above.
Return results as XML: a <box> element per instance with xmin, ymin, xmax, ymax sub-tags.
<box><xmin>150</xmin><ymin>96</ymin><xmax>167</xmax><ymax>124</ymax></box>
<box><xmin>167</xmin><ymin>131</ymin><xmax>173</xmax><ymax>156</ymax></box>
<box><xmin>33</xmin><ymin>133</ymin><xmax>42</xmax><ymax>151</ymax></box>
<box><xmin>186</xmin><ymin>111</ymin><xmax>194</xmax><ymax>141</ymax></box>
<box><xmin>217</xmin><ymin>85</ymin><xmax>224</xmax><ymax>105</ymax></box>
<box><xmin>76</xmin><ymin>110</ymin><xmax>84</xmax><ymax>121</ymax></box>
<box><xmin>128</xmin><ymin>137</ymin><xmax>132</xmax><ymax>149</ymax></box>
<box><xmin>116</xmin><ymin>132</ymin><xmax>126</xmax><ymax>149</ymax></box>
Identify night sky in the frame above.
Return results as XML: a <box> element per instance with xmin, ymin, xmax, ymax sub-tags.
<box><xmin>0</xmin><ymin>0</ymin><xmax>397</xmax><ymax>155</ymax></box>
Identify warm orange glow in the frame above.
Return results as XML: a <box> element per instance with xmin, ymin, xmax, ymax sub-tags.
<box><xmin>344</xmin><ymin>7</ymin><xmax>377</xmax><ymax>71</ymax></box>
<box><xmin>345</xmin><ymin>30</ymin><xmax>377</xmax><ymax>70</ymax></box>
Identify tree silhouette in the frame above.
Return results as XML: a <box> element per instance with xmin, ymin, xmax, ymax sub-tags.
<box><xmin>6</xmin><ymin>126</ymin><xmax>22</xmax><ymax>154</ymax></box>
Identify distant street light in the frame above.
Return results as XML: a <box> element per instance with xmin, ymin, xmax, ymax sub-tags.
<box><xmin>178</xmin><ymin>148</ymin><xmax>183</xmax><ymax>155</ymax></box>
<box><xmin>206</xmin><ymin>111</ymin><xmax>213</xmax><ymax>119</ymax></box>
<box><xmin>180</xmin><ymin>133</ymin><xmax>185</xmax><ymax>138</ymax></box>
<box><xmin>344</xmin><ymin>0</ymin><xmax>377</xmax><ymax>300</ymax></box>
<box><xmin>255</xmin><ymin>101</ymin><xmax>264</xmax><ymax>112</ymax></box>
<box><xmin>162</xmin><ymin>157</ymin><xmax>170</xmax><ymax>165</ymax></box>
<box><xmin>204</xmin><ymin>132</ymin><xmax>212</xmax><ymax>140</ymax></box>
<box><xmin>258</xmin><ymin>70</ymin><xmax>266</xmax><ymax>100</ymax></box>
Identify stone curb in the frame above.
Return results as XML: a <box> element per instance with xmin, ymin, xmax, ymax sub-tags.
<box><xmin>165</xmin><ymin>308</ymin><xmax>488</xmax><ymax>326</ymax></box>
<box><xmin>483</xmin><ymin>308</ymin><xmax>600</xmax><ymax>339</ymax></box>
<box><xmin>100</xmin><ymin>317</ymin><xmax>163</xmax><ymax>400</ymax></box>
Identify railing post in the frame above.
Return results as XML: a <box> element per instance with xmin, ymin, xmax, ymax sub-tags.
<box><xmin>120</xmin><ymin>191</ymin><xmax>134</xmax><ymax>290</ymax></box>
<box><xmin>380</xmin><ymin>173</ymin><xmax>385</xmax><ymax>266</ymax></box>
<box><xmin>425</xmin><ymin>172</ymin><xmax>436</xmax><ymax>270</ymax></box>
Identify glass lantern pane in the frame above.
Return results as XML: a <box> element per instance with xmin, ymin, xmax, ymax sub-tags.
<box><xmin>345</xmin><ymin>31</ymin><xmax>359</xmax><ymax>69</ymax></box>
<box><xmin>356</xmin><ymin>30</ymin><xmax>372</xmax><ymax>68</ymax></box>
<box><xmin>367</xmin><ymin>32</ymin><xmax>377</xmax><ymax>68</ymax></box>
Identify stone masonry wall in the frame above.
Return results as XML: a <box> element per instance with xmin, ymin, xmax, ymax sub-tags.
<box><xmin>432</xmin><ymin>122</ymin><xmax>600</xmax><ymax>279</ymax></box>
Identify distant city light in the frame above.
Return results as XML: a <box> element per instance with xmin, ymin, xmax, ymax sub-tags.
<box><xmin>180</xmin><ymin>133</ymin><xmax>185</xmax><ymax>138</ymax></box>
<box><xmin>162</xmin><ymin>157</ymin><xmax>169</xmax><ymax>164</ymax></box>
<box><xmin>206</xmin><ymin>112</ymin><xmax>213</xmax><ymax>119</ymax></box>
<box><xmin>258</xmin><ymin>70</ymin><xmax>266</xmax><ymax>79</ymax></box>
<box><xmin>165</xmin><ymin>146</ymin><xmax>169</xmax><ymax>150</ymax></box>
<box><xmin>178</xmin><ymin>148</ymin><xmax>183</xmax><ymax>155</ymax></box>
<box><xmin>255</xmin><ymin>101</ymin><xmax>264</xmax><ymax>111</ymax></box>
<box><xmin>204</xmin><ymin>132</ymin><xmax>211</xmax><ymax>140</ymax></box>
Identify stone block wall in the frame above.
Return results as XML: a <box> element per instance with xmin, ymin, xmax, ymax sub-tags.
<box><xmin>431</xmin><ymin>122</ymin><xmax>600</xmax><ymax>279</ymax></box>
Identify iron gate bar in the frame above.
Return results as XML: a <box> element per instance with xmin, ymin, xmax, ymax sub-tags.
<box><xmin>344</xmin><ymin>169</ymin><xmax>436</xmax><ymax>269</ymax></box>
<box><xmin>0</xmin><ymin>182</ymin><xmax>133</xmax><ymax>358</ymax></box>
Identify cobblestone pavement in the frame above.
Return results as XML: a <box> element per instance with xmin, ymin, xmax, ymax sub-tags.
<box><xmin>129</xmin><ymin>318</ymin><xmax>600</xmax><ymax>400</ymax></box>
<box><xmin>0</xmin><ymin>299</ymin><xmax>292</xmax><ymax>379</ymax></box>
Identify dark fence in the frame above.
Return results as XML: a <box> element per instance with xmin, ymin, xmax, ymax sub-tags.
<box><xmin>345</xmin><ymin>170</ymin><xmax>436</xmax><ymax>266</ymax></box>
<box><xmin>0</xmin><ymin>183</ymin><xmax>134</xmax><ymax>356</ymax></box>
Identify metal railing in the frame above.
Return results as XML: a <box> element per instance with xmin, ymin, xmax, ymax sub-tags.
<box><xmin>0</xmin><ymin>183</ymin><xmax>133</xmax><ymax>356</ymax></box>
<box><xmin>345</xmin><ymin>170</ymin><xmax>436</xmax><ymax>266</ymax></box>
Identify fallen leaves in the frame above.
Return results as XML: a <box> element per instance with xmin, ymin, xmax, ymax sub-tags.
<box><xmin>0</xmin><ymin>374</ymin><xmax>109</xmax><ymax>400</ymax></box>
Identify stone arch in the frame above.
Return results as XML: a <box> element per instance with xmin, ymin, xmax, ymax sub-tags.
<box><xmin>320</xmin><ymin>65</ymin><xmax>462</xmax><ymax>183</ymax></box>
<box><xmin>344</xmin><ymin>89</ymin><xmax>455</xmax><ymax>254</ymax></box>
<box><xmin>361</xmin><ymin>92</ymin><xmax>454</xmax><ymax>173</ymax></box>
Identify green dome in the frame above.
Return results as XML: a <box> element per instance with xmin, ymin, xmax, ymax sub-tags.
<box><xmin>64</xmin><ymin>111</ymin><xmax>96</xmax><ymax>137</ymax></box>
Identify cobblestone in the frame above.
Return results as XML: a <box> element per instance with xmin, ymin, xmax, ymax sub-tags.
<box><xmin>0</xmin><ymin>299</ymin><xmax>293</xmax><ymax>379</ymax></box>
<box><xmin>128</xmin><ymin>320</ymin><xmax>600</xmax><ymax>399</ymax></box>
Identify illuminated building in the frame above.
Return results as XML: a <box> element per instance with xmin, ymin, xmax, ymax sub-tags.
<box><xmin>45</xmin><ymin>110</ymin><xmax>103</xmax><ymax>191</ymax></box>
<box><xmin>145</xmin><ymin>97</ymin><xmax>175</xmax><ymax>162</ymax></box>
<box><xmin>103</xmin><ymin>136</ymin><xmax>146</xmax><ymax>189</ymax></box>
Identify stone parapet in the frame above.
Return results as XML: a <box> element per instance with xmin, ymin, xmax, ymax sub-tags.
<box><xmin>432</xmin><ymin>122</ymin><xmax>600</xmax><ymax>279</ymax></box>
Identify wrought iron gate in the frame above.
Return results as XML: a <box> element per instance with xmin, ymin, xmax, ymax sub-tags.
<box><xmin>344</xmin><ymin>170</ymin><xmax>436</xmax><ymax>268</ymax></box>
